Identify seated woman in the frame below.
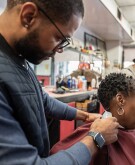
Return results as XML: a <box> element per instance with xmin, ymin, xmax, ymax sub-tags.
<box><xmin>51</xmin><ymin>73</ymin><xmax>135</xmax><ymax>165</ymax></box>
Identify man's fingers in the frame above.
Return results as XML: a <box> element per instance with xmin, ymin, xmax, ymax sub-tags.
<box><xmin>105</xmin><ymin>117</ymin><xmax>117</xmax><ymax>122</ymax></box>
<box><xmin>112</xmin><ymin>117</ymin><xmax>118</xmax><ymax>122</ymax></box>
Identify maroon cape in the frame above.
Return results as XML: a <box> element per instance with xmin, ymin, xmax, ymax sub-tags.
<box><xmin>50</xmin><ymin>123</ymin><xmax>135</xmax><ymax>165</ymax></box>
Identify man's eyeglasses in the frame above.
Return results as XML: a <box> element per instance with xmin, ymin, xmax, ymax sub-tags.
<box><xmin>36</xmin><ymin>4</ymin><xmax>71</xmax><ymax>49</ymax></box>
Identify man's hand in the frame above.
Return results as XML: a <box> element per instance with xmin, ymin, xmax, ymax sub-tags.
<box><xmin>75</xmin><ymin>109</ymin><xmax>101</xmax><ymax>122</ymax></box>
<box><xmin>80</xmin><ymin>117</ymin><xmax>119</xmax><ymax>156</ymax></box>
<box><xmin>90</xmin><ymin>117</ymin><xmax>119</xmax><ymax>144</ymax></box>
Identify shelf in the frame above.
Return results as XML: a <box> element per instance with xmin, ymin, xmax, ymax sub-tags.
<box><xmin>43</xmin><ymin>87</ymin><xmax>97</xmax><ymax>103</ymax></box>
<box><xmin>65</xmin><ymin>47</ymin><xmax>102</xmax><ymax>61</ymax></box>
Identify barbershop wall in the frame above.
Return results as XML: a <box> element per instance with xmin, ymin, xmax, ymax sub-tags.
<box><xmin>123</xmin><ymin>48</ymin><xmax>135</xmax><ymax>67</ymax></box>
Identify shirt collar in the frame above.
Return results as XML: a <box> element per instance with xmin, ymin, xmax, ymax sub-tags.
<box><xmin>0</xmin><ymin>34</ymin><xmax>27</xmax><ymax>68</ymax></box>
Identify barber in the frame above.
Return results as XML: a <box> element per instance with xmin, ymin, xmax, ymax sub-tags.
<box><xmin>0</xmin><ymin>0</ymin><xmax>119</xmax><ymax>164</ymax></box>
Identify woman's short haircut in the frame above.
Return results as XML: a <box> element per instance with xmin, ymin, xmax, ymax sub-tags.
<box><xmin>98</xmin><ymin>73</ymin><xmax>135</xmax><ymax>110</ymax></box>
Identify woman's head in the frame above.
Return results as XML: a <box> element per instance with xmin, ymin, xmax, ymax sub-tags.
<box><xmin>98</xmin><ymin>73</ymin><xmax>135</xmax><ymax>129</ymax></box>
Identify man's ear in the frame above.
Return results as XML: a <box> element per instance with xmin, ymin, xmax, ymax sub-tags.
<box><xmin>116</xmin><ymin>93</ymin><xmax>125</xmax><ymax>107</ymax></box>
<box><xmin>19</xmin><ymin>2</ymin><xmax>39</xmax><ymax>28</ymax></box>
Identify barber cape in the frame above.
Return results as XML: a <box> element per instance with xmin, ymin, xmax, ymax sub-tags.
<box><xmin>50</xmin><ymin>123</ymin><xmax>135</xmax><ymax>165</ymax></box>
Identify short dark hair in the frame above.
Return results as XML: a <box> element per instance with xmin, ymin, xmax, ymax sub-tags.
<box><xmin>98</xmin><ymin>73</ymin><xmax>135</xmax><ymax>110</ymax></box>
<box><xmin>7</xmin><ymin>0</ymin><xmax>84</xmax><ymax>24</ymax></box>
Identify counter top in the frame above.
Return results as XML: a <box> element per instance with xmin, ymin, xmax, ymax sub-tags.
<box><xmin>43</xmin><ymin>87</ymin><xmax>97</xmax><ymax>103</ymax></box>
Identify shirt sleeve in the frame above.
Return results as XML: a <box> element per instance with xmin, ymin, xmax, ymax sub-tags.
<box><xmin>43</xmin><ymin>90</ymin><xmax>77</xmax><ymax>120</ymax></box>
<box><xmin>0</xmin><ymin>91</ymin><xmax>91</xmax><ymax>165</ymax></box>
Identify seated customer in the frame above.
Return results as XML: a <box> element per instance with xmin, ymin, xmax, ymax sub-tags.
<box><xmin>51</xmin><ymin>73</ymin><xmax>135</xmax><ymax>165</ymax></box>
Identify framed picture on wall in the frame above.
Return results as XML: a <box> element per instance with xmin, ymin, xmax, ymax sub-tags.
<box><xmin>84</xmin><ymin>32</ymin><xmax>107</xmax><ymax>59</ymax></box>
<box><xmin>84</xmin><ymin>32</ymin><xmax>97</xmax><ymax>50</ymax></box>
<box><xmin>97</xmin><ymin>39</ymin><xmax>106</xmax><ymax>57</ymax></box>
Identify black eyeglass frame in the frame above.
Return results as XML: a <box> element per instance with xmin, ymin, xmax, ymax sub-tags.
<box><xmin>36</xmin><ymin>4</ymin><xmax>71</xmax><ymax>49</ymax></box>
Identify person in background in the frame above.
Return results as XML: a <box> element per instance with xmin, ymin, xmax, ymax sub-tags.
<box><xmin>0</xmin><ymin>0</ymin><xmax>119</xmax><ymax>164</ymax></box>
<box><xmin>121</xmin><ymin>58</ymin><xmax>135</xmax><ymax>78</ymax></box>
<box><xmin>51</xmin><ymin>73</ymin><xmax>135</xmax><ymax>165</ymax></box>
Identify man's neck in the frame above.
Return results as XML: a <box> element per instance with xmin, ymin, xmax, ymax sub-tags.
<box><xmin>0</xmin><ymin>12</ymin><xmax>17</xmax><ymax>50</ymax></box>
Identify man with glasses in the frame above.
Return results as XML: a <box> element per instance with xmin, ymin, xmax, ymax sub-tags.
<box><xmin>0</xmin><ymin>0</ymin><xmax>119</xmax><ymax>164</ymax></box>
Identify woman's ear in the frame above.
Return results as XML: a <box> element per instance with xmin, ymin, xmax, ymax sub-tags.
<box><xmin>116</xmin><ymin>93</ymin><xmax>125</xmax><ymax>106</ymax></box>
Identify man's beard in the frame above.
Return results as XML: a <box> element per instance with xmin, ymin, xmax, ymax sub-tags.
<box><xmin>14</xmin><ymin>30</ymin><xmax>55</xmax><ymax>65</ymax></box>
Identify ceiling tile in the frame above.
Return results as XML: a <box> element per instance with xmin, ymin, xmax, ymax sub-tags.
<box><xmin>120</xmin><ymin>6</ymin><xmax>135</xmax><ymax>22</ymax></box>
<box><xmin>116</xmin><ymin>0</ymin><xmax>135</xmax><ymax>6</ymax></box>
<box><xmin>130</xmin><ymin>22</ymin><xmax>135</xmax><ymax>28</ymax></box>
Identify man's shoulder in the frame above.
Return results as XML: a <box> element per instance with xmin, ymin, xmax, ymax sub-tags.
<box><xmin>0</xmin><ymin>49</ymin><xmax>9</xmax><ymax>64</ymax></box>
<box><xmin>0</xmin><ymin>50</ymin><xmax>14</xmax><ymax>73</ymax></box>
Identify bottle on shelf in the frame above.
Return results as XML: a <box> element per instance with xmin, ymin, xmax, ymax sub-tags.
<box><xmin>78</xmin><ymin>76</ymin><xmax>83</xmax><ymax>90</ymax></box>
<box><xmin>82</xmin><ymin>77</ymin><xmax>87</xmax><ymax>91</ymax></box>
<box><xmin>91</xmin><ymin>78</ymin><xmax>96</xmax><ymax>88</ymax></box>
<box><xmin>67</xmin><ymin>76</ymin><xmax>72</xmax><ymax>89</ymax></box>
<box><xmin>71</xmin><ymin>77</ymin><xmax>76</xmax><ymax>89</ymax></box>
